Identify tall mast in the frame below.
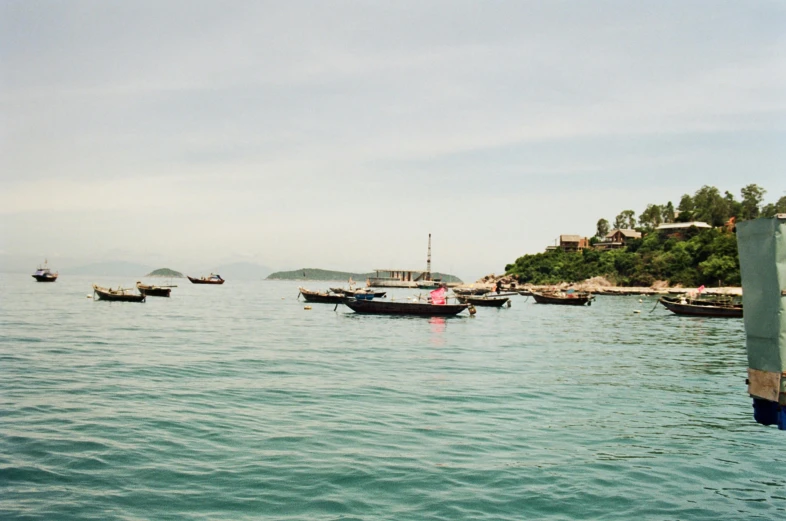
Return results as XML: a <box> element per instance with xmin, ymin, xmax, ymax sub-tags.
<box><xmin>426</xmin><ymin>233</ymin><xmax>432</xmax><ymax>280</ymax></box>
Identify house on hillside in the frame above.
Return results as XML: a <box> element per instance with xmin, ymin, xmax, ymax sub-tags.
<box><xmin>655</xmin><ymin>221</ymin><xmax>712</xmax><ymax>238</ymax></box>
<box><xmin>559</xmin><ymin>235</ymin><xmax>590</xmax><ymax>252</ymax></box>
<box><xmin>594</xmin><ymin>229</ymin><xmax>642</xmax><ymax>250</ymax></box>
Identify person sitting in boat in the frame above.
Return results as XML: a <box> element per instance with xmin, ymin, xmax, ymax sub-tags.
<box><xmin>495</xmin><ymin>280</ymin><xmax>503</xmax><ymax>294</ymax></box>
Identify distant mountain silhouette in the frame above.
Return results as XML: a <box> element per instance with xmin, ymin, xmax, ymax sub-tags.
<box><xmin>195</xmin><ymin>262</ymin><xmax>272</xmax><ymax>280</ymax></box>
<box><xmin>267</xmin><ymin>268</ymin><xmax>372</xmax><ymax>281</ymax></box>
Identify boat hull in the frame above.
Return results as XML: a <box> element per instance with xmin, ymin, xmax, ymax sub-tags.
<box><xmin>343</xmin><ymin>299</ymin><xmax>468</xmax><ymax>316</ymax></box>
<box><xmin>659</xmin><ymin>298</ymin><xmax>742</xmax><ymax>318</ymax></box>
<box><xmin>93</xmin><ymin>286</ymin><xmax>146</xmax><ymax>302</ymax></box>
<box><xmin>137</xmin><ymin>284</ymin><xmax>171</xmax><ymax>297</ymax></box>
<box><xmin>299</xmin><ymin>288</ymin><xmax>344</xmax><ymax>303</ymax></box>
<box><xmin>32</xmin><ymin>274</ymin><xmax>58</xmax><ymax>282</ymax></box>
<box><xmin>454</xmin><ymin>288</ymin><xmax>491</xmax><ymax>296</ymax></box>
<box><xmin>457</xmin><ymin>296</ymin><xmax>509</xmax><ymax>307</ymax></box>
<box><xmin>532</xmin><ymin>292</ymin><xmax>592</xmax><ymax>306</ymax></box>
<box><xmin>187</xmin><ymin>276</ymin><xmax>224</xmax><ymax>285</ymax></box>
<box><xmin>330</xmin><ymin>288</ymin><xmax>387</xmax><ymax>298</ymax></box>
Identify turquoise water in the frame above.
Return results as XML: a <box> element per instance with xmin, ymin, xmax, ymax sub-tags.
<box><xmin>1</xmin><ymin>275</ymin><xmax>784</xmax><ymax>520</ymax></box>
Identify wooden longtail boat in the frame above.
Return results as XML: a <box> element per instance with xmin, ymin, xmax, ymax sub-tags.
<box><xmin>93</xmin><ymin>284</ymin><xmax>146</xmax><ymax>302</ymax></box>
<box><xmin>32</xmin><ymin>261</ymin><xmax>58</xmax><ymax>282</ymax></box>
<box><xmin>298</xmin><ymin>287</ymin><xmax>345</xmax><ymax>304</ymax></box>
<box><xmin>531</xmin><ymin>291</ymin><xmax>594</xmax><ymax>306</ymax></box>
<box><xmin>329</xmin><ymin>287</ymin><xmax>387</xmax><ymax>298</ymax></box>
<box><xmin>187</xmin><ymin>274</ymin><xmax>225</xmax><ymax>285</ymax></box>
<box><xmin>342</xmin><ymin>298</ymin><xmax>469</xmax><ymax>316</ymax></box>
<box><xmin>136</xmin><ymin>282</ymin><xmax>172</xmax><ymax>297</ymax></box>
<box><xmin>658</xmin><ymin>296</ymin><xmax>742</xmax><ymax>318</ymax></box>
<box><xmin>456</xmin><ymin>295</ymin><xmax>510</xmax><ymax>307</ymax></box>
<box><xmin>453</xmin><ymin>287</ymin><xmax>491</xmax><ymax>296</ymax></box>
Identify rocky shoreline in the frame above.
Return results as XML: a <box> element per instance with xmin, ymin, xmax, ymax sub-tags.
<box><xmin>462</xmin><ymin>275</ymin><xmax>742</xmax><ymax>296</ymax></box>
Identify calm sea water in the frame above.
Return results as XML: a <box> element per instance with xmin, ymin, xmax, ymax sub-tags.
<box><xmin>1</xmin><ymin>274</ymin><xmax>784</xmax><ymax>520</ymax></box>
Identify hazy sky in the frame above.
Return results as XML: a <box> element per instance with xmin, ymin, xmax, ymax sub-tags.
<box><xmin>2</xmin><ymin>0</ymin><xmax>784</xmax><ymax>280</ymax></box>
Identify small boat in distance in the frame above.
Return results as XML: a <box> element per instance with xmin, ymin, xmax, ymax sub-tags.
<box><xmin>136</xmin><ymin>281</ymin><xmax>172</xmax><ymax>297</ymax></box>
<box><xmin>32</xmin><ymin>260</ymin><xmax>58</xmax><ymax>282</ymax></box>
<box><xmin>658</xmin><ymin>296</ymin><xmax>742</xmax><ymax>318</ymax></box>
<box><xmin>93</xmin><ymin>284</ymin><xmax>146</xmax><ymax>302</ymax></box>
<box><xmin>531</xmin><ymin>290</ymin><xmax>594</xmax><ymax>306</ymax></box>
<box><xmin>342</xmin><ymin>298</ymin><xmax>469</xmax><ymax>316</ymax></box>
<box><xmin>187</xmin><ymin>274</ymin><xmax>225</xmax><ymax>285</ymax></box>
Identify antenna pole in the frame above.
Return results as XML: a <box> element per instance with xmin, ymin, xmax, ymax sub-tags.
<box><xmin>426</xmin><ymin>233</ymin><xmax>432</xmax><ymax>280</ymax></box>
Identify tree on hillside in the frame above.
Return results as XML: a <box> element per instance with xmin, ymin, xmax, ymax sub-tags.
<box><xmin>724</xmin><ymin>191</ymin><xmax>742</xmax><ymax>220</ymax></box>
<box><xmin>614</xmin><ymin>210</ymin><xmax>636</xmax><ymax>230</ymax></box>
<box><xmin>596</xmin><ymin>218</ymin><xmax>610</xmax><ymax>238</ymax></box>
<box><xmin>676</xmin><ymin>194</ymin><xmax>694</xmax><ymax>222</ymax></box>
<box><xmin>740</xmin><ymin>184</ymin><xmax>766</xmax><ymax>220</ymax></box>
<box><xmin>762</xmin><ymin>195</ymin><xmax>786</xmax><ymax>218</ymax></box>
<box><xmin>692</xmin><ymin>185</ymin><xmax>729</xmax><ymax>226</ymax></box>
<box><xmin>661</xmin><ymin>201</ymin><xmax>676</xmax><ymax>223</ymax></box>
<box><xmin>639</xmin><ymin>204</ymin><xmax>663</xmax><ymax>229</ymax></box>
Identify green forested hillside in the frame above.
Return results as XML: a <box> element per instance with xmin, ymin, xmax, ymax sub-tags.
<box><xmin>506</xmin><ymin>184</ymin><xmax>783</xmax><ymax>287</ymax></box>
<box><xmin>506</xmin><ymin>227</ymin><xmax>738</xmax><ymax>286</ymax></box>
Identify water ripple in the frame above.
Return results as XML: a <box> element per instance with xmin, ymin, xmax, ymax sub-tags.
<box><xmin>1</xmin><ymin>277</ymin><xmax>783</xmax><ymax>520</ymax></box>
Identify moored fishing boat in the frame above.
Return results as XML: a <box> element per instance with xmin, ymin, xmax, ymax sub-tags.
<box><xmin>298</xmin><ymin>287</ymin><xmax>345</xmax><ymax>304</ymax></box>
<box><xmin>187</xmin><ymin>274</ymin><xmax>225</xmax><ymax>285</ymax></box>
<box><xmin>453</xmin><ymin>287</ymin><xmax>491</xmax><ymax>296</ymax></box>
<box><xmin>342</xmin><ymin>298</ymin><xmax>469</xmax><ymax>316</ymax></box>
<box><xmin>455</xmin><ymin>295</ymin><xmax>510</xmax><ymax>307</ymax></box>
<box><xmin>136</xmin><ymin>282</ymin><xmax>172</xmax><ymax>297</ymax></box>
<box><xmin>32</xmin><ymin>261</ymin><xmax>58</xmax><ymax>282</ymax></box>
<box><xmin>330</xmin><ymin>287</ymin><xmax>387</xmax><ymax>298</ymax></box>
<box><xmin>531</xmin><ymin>290</ymin><xmax>593</xmax><ymax>306</ymax></box>
<box><xmin>658</xmin><ymin>296</ymin><xmax>742</xmax><ymax>318</ymax></box>
<box><xmin>93</xmin><ymin>284</ymin><xmax>146</xmax><ymax>302</ymax></box>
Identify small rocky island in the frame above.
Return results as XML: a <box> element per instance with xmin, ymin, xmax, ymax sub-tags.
<box><xmin>144</xmin><ymin>268</ymin><xmax>184</xmax><ymax>278</ymax></box>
